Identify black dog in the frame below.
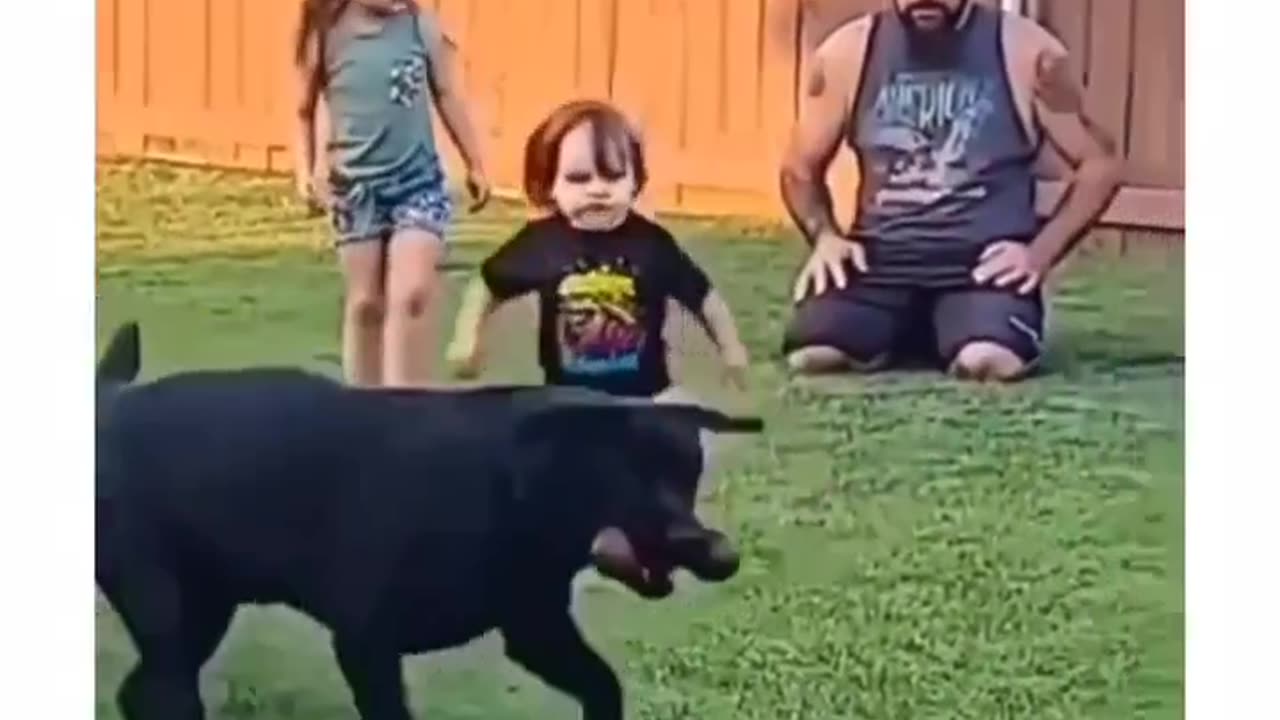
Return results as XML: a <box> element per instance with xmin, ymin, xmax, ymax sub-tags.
<box><xmin>95</xmin><ymin>322</ymin><xmax>763</xmax><ymax>720</ymax></box>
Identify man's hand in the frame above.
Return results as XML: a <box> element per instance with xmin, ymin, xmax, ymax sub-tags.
<box><xmin>792</xmin><ymin>231</ymin><xmax>868</xmax><ymax>302</ymax></box>
<box><xmin>972</xmin><ymin>240</ymin><xmax>1048</xmax><ymax>295</ymax></box>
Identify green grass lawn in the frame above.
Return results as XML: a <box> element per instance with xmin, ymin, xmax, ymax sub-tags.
<box><xmin>95</xmin><ymin>162</ymin><xmax>1184</xmax><ymax>719</ymax></box>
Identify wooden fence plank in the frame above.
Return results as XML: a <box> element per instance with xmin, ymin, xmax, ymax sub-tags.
<box><xmin>576</xmin><ymin>0</ymin><xmax>616</xmax><ymax>99</ymax></box>
<box><xmin>724</xmin><ymin>0</ymin><xmax>764</xmax><ymax>138</ymax></box>
<box><xmin>147</xmin><ymin>0</ymin><xmax>207</xmax><ymax>114</ymax></box>
<box><xmin>682</xmin><ymin>0</ymin><xmax>724</xmax><ymax>153</ymax></box>
<box><xmin>1126</xmin><ymin>0</ymin><xmax>1183</xmax><ymax>188</ymax></box>
<box><xmin>96</xmin><ymin>0</ymin><xmax>1184</xmax><ymax>231</ymax></box>
<box><xmin>1082</xmin><ymin>0</ymin><xmax>1133</xmax><ymax>153</ymax></box>
<box><xmin>611</xmin><ymin>0</ymin><xmax>679</xmax><ymax>210</ymax></box>
<box><xmin>1037</xmin><ymin>182</ymin><xmax>1183</xmax><ymax>230</ymax></box>
<box><xmin>98</xmin><ymin>0</ymin><xmax>118</xmax><ymax>103</ymax></box>
<box><xmin>759</xmin><ymin>0</ymin><xmax>800</xmax><ymax>155</ymax></box>
<box><xmin>209</xmin><ymin>0</ymin><xmax>245</xmax><ymax>115</ymax></box>
<box><xmin>646</xmin><ymin>0</ymin><xmax>691</xmax><ymax>205</ymax></box>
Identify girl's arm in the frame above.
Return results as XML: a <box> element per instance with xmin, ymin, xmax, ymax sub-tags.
<box><xmin>313</xmin><ymin>95</ymin><xmax>331</xmax><ymax>189</ymax></box>
<box><xmin>292</xmin><ymin>28</ymin><xmax>324</xmax><ymax>207</ymax></box>
<box><xmin>423</xmin><ymin>20</ymin><xmax>488</xmax><ymax>196</ymax></box>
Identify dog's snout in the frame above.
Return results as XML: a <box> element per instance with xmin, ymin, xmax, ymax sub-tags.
<box><xmin>666</xmin><ymin>525</ymin><xmax>740</xmax><ymax>582</ymax></box>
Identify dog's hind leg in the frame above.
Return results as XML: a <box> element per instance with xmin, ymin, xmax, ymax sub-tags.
<box><xmin>332</xmin><ymin>634</ymin><xmax>413</xmax><ymax>720</ymax></box>
<box><xmin>501</xmin><ymin>610</ymin><xmax>623</xmax><ymax>720</ymax></box>
<box><xmin>106</xmin><ymin>566</ymin><xmax>234</xmax><ymax>720</ymax></box>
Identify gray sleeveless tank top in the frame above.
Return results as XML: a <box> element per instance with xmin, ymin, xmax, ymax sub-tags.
<box><xmin>323</xmin><ymin>11</ymin><xmax>442</xmax><ymax>181</ymax></box>
<box><xmin>849</xmin><ymin>5</ymin><xmax>1040</xmax><ymax>287</ymax></box>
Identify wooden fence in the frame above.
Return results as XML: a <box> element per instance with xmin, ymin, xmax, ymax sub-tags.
<box><xmin>95</xmin><ymin>0</ymin><xmax>1183</xmax><ymax>230</ymax></box>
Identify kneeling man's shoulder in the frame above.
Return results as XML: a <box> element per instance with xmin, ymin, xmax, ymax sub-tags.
<box><xmin>813</xmin><ymin>15</ymin><xmax>876</xmax><ymax>63</ymax></box>
<box><xmin>1001</xmin><ymin>12</ymin><xmax>1068</xmax><ymax>61</ymax></box>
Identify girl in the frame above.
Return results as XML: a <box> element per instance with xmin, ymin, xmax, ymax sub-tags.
<box><xmin>445</xmin><ymin>99</ymin><xmax>749</xmax><ymax>399</ymax></box>
<box><xmin>293</xmin><ymin>0</ymin><xmax>489</xmax><ymax>387</ymax></box>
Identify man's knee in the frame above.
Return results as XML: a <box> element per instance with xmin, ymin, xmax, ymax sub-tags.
<box><xmin>783</xmin><ymin>294</ymin><xmax>900</xmax><ymax>376</ymax></box>
<box><xmin>786</xmin><ymin>346</ymin><xmax>889</xmax><ymax>375</ymax></box>
<box><xmin>948</xmin><ymin>341</ymin><xmax>1031</xmax><ymax>382</ymax></box>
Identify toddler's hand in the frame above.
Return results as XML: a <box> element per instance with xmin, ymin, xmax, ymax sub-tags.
<box><xmin>446</xmin><ymin>338</ymin><xmax>484</xmax><ymax>380</ymax></box>
<box><xmin>721</xmin><ymin>343</ymin><xmax>750</xmax><ymax>390</ymax></box>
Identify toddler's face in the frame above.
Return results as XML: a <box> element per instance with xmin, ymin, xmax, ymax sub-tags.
<box><xmin>551</xmin><ymin>121</ymin><xmax>637</xmax><ymax>232</ymax></box>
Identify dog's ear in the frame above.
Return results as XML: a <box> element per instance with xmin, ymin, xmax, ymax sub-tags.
<box><xmin>97</xmin><ymin>322</ymin><xmax>141</xmax><ymax>385</ymax></box>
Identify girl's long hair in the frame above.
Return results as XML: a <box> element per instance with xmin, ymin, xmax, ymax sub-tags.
<box><xmin>294</xmin><ymin>0</ymin><xmax>352</xmax><ymax>86</ymax></box>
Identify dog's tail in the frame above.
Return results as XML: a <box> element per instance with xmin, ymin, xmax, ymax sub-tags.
<box><xmin>97</xmin><ymin>322</ymin><xmax>141</xmax><ymax>386</ymax></box>
<box><xmin>654</xmin><ymin>405</ymin><xmax>764</xmax><ymax>434</ymax></box>
<box><xmin>527</xmin><ymin>391</ymin><xmax>765</xmax><ymax>435</ymax></box>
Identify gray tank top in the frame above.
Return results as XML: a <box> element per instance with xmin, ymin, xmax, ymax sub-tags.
<box><xmin>323</xmin><ymin>11</ymin><xmax>442</xmax><ymax>181</ymax></box>
<box><xmin>849</xmin><ymin>5</ymin><xmax>1040</xmax><ymax>287</ymax></box>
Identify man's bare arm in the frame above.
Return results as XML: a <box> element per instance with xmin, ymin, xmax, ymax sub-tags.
<box><xmin>1028</xmin><ymin>48</ymin><xmax>1123</xmax><ymax>268</ymax></box>
<box><xmin>779</xmin><ymin>24</ymin><xmax>865</xmax><ymax>245</ymax></box>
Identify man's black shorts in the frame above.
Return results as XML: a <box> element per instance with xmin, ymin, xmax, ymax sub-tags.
<box><xmin>781</xmin><ymin>283</ymin><xmax>1046</xmax><ymax>369</ymax></box>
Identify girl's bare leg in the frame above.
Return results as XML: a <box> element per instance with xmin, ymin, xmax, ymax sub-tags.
<box><xmin>382</xmin><ymin>229</ymin><xmax>446</xmax><ymax>387</ymax></box>
<box><xmin>337</xmin><ymin>240</ymin><xmax>387</xmax><ymax>387</ymax></box>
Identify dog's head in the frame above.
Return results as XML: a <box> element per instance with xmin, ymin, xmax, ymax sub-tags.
<box><xmin>513</xmin><ymin>389</ymin><xmax>763</xmax><ymax>598</ymax></box>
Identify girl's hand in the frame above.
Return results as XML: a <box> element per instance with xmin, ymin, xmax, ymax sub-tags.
<box><xmin>465</xmin><ymin>167</ymin><xmax>491</xmax><ymax>213</ymax></box>
<box><xmin>295</xmin><ymin>173</ymin><xmax>328</xmax><ymax>216</ymax></box>
<box><xmin>721</xmin><ymin>342</ymin><xmax>750</xmax><ymax>390</ymax></box>
<box><xmin>311</xmin><ymin>172</ymin><xmax>332</xmax><ymax>211</ymax></box>
<box><xmin>295</xmin><ymin>172</ymin><xmax>316</xmax><ymax>208</ymax></box>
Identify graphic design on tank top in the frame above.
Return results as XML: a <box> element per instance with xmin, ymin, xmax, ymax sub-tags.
<box><xmin>866</xmin><ymin>70</ymin><xmax>999</xmax><ymax>209</ymax></box>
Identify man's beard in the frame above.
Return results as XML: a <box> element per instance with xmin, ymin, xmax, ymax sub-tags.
<box><xmin>897</xmin><ymin>0</ymin><xmax>970</xmax><ymax>54</ymax></box>
<box><xmin>897</xmin><ymin>1</ymin><xmax>968</xmax><ymax>32</ymax></box>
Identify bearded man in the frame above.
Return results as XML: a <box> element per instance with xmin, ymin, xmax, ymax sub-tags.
<box><xmin>780</xmin><ymin>0</ymin><xmax>1121</xmax><ymax>381</ymax></box>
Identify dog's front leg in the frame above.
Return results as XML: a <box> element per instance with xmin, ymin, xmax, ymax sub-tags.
<box><xmin>333</xmin><ymin>634</ymin><xmax>413</xmax><ymax>720</ymax></box>
<box><xmin>502</xmin><ymin>610</ymin><xmax>623</xmax><ymax>720</ymax></box>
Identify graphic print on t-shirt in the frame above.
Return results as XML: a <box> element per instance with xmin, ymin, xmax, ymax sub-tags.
<box><xmin>865</xmin><ymin>71</ymin><xmax>997</xmax><ymax>208</ymax></box>
<box><xmin>555</xmin><ymin>258</ymin><xmax>646</xmax><ymax>376</ymax></box>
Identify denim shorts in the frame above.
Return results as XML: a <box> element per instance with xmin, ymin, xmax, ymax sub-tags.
<box><xmin>328</xmin><ymin>158</ymin><xmax>454</xmax><ymax>245</ymax></box>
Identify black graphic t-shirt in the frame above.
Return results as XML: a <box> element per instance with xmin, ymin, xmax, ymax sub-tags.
<box><xmin>480</xmin><ymin>212</ymin><xmax>712</xmax><ymax>397</ymax></box>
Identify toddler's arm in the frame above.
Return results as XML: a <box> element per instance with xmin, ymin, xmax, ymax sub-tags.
<box><xmin>697</xmin><ymin>290</ymin><xmax>746</xmax><ymax>359</ymax></box>
<box><xmin>660</xmin><ymin>234</ymin><xmax>750</xmax><ymax>383</ymax></box>
<box><xmin>446</xmin><ymin>277</ymin><xmax>498</xmax><ymax>378</ymax></box>
<box><xmin>447</xmin><ymin>224</ymin><xmax>544</xmax><ymax>378</ymax></box>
